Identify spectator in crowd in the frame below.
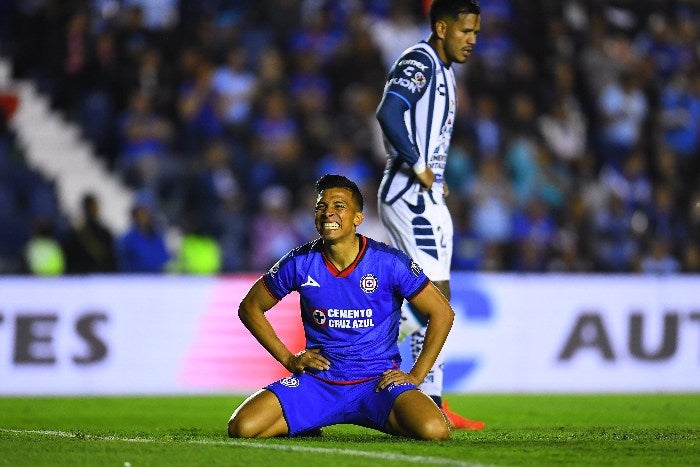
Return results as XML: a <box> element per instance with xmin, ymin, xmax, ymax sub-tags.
<box><xmin>116</xmin><ymin>202</ymin><xmax>170</xmax><ymax>273</ymax></box>
<box><xmin>116</xmin><ymin>90</ymin><xmax>174</xmax><ymax>189</ymax></box>
<box><xmin>248</xmin><ymin>185</ymin><xmax>304</xmax><ymax>271</ymax></box>
<box><xmin>592</xmin><ymin>192</ymin><xmax>639</xmax><ymax>272</ymax></box>
<box><xmin>315</xmin><ymin>135</ymin><xmax>375</xmax><ymax>192</ymax></box>
<box><xmin>658</xmin><ymin>69</ymin><xmax>700</xmax><ymax>191</ymax></box>
<box><xmin>468</xmin><ymin>157</ymin><xmax>516</xmax><ymax>269</ymax></box>
<box><xmin>469</xmin><ymin>94</ymin><xmax>502</xmax><ymax>160</ymax></box>
<box><xmin>595</xmin><ymin>69</ymin><xmax>649</xmax><ymax>170</ymax></box>
<box><xmin>212</xmin><ymin>45</ymin><xmax>257</xmax><ymax>138</ymax></box>
<box><xmin>638</xmin><ymin>237</ymin><xmax>680</xmax><ymax>275</ymax></box>
<box><xmin>63</xmin><ymin>193</ymin><xmax>118</xmax><ymax>274</ymax></box>
<box><xmin>177</xmin><ymin>52</ymin><xmax>225</xmax><ymax>157</ymax></box>
<box><xmin>538</xmin><ymin>92</ymin><xmax>587</xmax><ymax>172</ymax></box>
<box><xmin>510</xmin><ymin>196</ymin><xmax>557</xmax><ymax>272</ymax></box>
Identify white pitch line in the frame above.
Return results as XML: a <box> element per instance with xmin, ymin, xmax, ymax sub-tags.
<box><xmin>0</xmin><ymin>428</ymin><xmax>490</xmax><ymax>467</ymax></box>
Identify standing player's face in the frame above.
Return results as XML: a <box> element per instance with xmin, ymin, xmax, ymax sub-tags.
<box><xmin>314</xmin><ymin>188</ymin><xmax>363</xmax><ymax>241</ymax></box>
<box><xmin>440</xmin><ymin>13</ymin><xmax>480</xmax><ymax>65</ymax></box>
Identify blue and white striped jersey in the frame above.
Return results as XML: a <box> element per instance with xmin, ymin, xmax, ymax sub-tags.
<box><xmin>262</xmin><ymin>235</ymin><xmax>430</xmax><ymax>383</ymax></box>
<box><xmin>377</xmin><ymin>41</ymin><xmax>457</xmax><ymax>206</ymax></box>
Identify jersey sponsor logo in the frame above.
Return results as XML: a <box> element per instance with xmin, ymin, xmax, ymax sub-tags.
<box><xmin>301</xmin><ymin>275</ymin><xmax>320</xmax><ymax>287</ymax></box>
<box><xmin>397</xmin><ymin>59</ymin><xmax>428</xmax><ymax>71</ymax></box>
<box><xmin>280</xmin><ymin>376</ymin><xmax>300</xmax><ymax>388</ymax></box>
<box><xmin>389</xmin><ymin>77</ymin><xmax>423</xmax><ymax>94</ymax></box>
<box><xmin>312</xmin><ymin>308</ymin><xmax>328</xmax><ymax>326</ymax></box>
<box><xmin>325</xmin><ymin>308</ymin><xmax>375</xmax><ymax>329</ymax></box>
<box><xmin>360</xmin><ymin>274</ymin><xmax>378</xmax><ymax>293</ymax></box>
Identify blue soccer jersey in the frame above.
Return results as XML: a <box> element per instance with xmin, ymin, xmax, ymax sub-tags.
<box><xmin>262</xmin><ymin>235</ymin><xmax>430</xmax><ymax>383</ymax></box>
<box><xmin>378</xmin><ymin>41</ymin><xmax>457</xmax><ymax>206</ymax></box>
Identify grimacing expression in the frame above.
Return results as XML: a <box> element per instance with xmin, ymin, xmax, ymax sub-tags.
<box><xmin>314</xmin><ymin>188</ymin><xmax>363</xmax><ymax>239</ymax></box>
<box><xmin>439</xmin><ymin>12</ymin><xmax>480</xmax><ymax>65</ymax></box>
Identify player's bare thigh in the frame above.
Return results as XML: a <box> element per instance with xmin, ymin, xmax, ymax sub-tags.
<box><xmin>228</xmin><ymin>389</ymin><xmax>288</xmax><ymax>438</ymax></box>
<box><xmin>386</xmin><ymin>389</ymin><xmax>450</xmax><ymax>440</ymax></box>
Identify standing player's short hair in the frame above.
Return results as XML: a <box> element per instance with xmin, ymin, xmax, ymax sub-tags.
<box><xmin>429</xmin><ymin>0</ymin><xmax>481</xmax><ymax>30</ymax></box>
<box><xmin>315</xmin><ymin>174</ymin><xmax>364</xmax><ymax>212</ymax></box>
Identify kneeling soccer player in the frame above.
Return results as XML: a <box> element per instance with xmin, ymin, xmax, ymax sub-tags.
<box><xmin>228</xmin><ymin>174</ymin><xmax>454</xmax><ymax>440</ymax></box>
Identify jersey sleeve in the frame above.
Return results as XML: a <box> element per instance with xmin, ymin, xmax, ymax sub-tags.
<box><xmin>384</xmin><ymin>49</ymin><xmax>434</xmax><ymax>107</ymax></box>
<box><xmin>392</xmin><ymin>249</ymin><xmax>431</xmax><ymax>300</ymax></box>
<box><xmin>262</xmin><ymin>251</ymin><xmax>299</xmax><ymax>301</ymax></box>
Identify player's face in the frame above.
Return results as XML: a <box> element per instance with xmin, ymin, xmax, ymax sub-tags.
<box><xmin>314</xmin><ymin>188</ymin><xmax>363</xmax><ymax>241</ymax></box>
<box><xmin>439</xmin><ymin>13</ymin><xmax>480</xmax><ymax>65</ymax></box>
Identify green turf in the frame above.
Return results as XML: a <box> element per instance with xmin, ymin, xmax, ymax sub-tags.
<box><xmin>0</xmin><ymin>394</ymin><xmax>697</xmax><ymax>466</ymax></box>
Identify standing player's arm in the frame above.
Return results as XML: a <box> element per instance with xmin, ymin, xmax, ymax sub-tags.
<box><xmin>238</xmin><ymin>278</ymin><xmax>330</xmax><ymax>373</ymax></box>
<box><xmin>405</xmin><ymin>282</ymin><xmax>454</xmax><ymax>383</ymax></box>
<box><xmin>376</xmin><ymin>93</ymin><xmax>435</xmax><ymax>190</ymax></box>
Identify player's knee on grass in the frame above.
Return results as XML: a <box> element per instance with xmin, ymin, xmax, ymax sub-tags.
<box><xmin>389</xmin><ymin>390</ymin><xmax>451</xmax><ymax>441</ymax></box>
<box><xmin>228</xmin><ymin>415</ymin><xmax>254</xmax><ymax>438</ymax></box>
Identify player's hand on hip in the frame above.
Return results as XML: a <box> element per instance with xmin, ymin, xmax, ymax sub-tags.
<box><xmin>375</xmin><ymin>369</ymin><xmax>420</xmax><ymax>392</ymax></box>
<box><xmin>287</xmin><ymin>348</ymin><xmax>330</xmax><ymax>373</ymax></box>
<box><xmin>416</xmin><ymin>167</ymin><xmax>435</xmax><ymax>191</ymax></box>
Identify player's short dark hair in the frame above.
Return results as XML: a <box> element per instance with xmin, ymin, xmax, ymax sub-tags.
<box><xmin>429</xmin><ymin>0</ymin><xmax>480</xmax><ymax>29</ymax></box>
<box><xmin>315</xmin><ymin>174</ymin><xmax>364</xmax><ymax>212</ymax></box>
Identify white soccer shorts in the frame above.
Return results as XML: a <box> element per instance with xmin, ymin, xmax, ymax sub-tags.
<box><xmin>378</xmin><ymin>197</ymin><xmax>453</xmax><ymax>282</ymax></box>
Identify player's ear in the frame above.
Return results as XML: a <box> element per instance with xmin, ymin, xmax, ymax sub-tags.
<box><xmin>353</xmin><ymin>212</ymin><xmax>364</xmax><ymax>227</ymax></box>
<box><xmin>435</xmin><ymin>19</ymin><xmax>448</xmax><ymax>40</ymax></box>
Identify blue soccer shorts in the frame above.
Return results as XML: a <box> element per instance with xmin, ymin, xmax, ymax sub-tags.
<box><xmin>265</xmin><ymin>373</ymin><xmax>417</xmax><ymax>436</ymax></box>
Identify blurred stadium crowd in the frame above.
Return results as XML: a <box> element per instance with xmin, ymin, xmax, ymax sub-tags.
<box><xmin>0</xmin><ymin>0</ymin><xmax>699</xmax><ymax>275</ymax></box>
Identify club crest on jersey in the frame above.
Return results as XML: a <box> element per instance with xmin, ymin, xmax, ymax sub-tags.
<box><xmin>412</xmin><ymin>72</ymin><xmax>426</xmax><ymax>89</ymax></box>
<box><xmin>360</xmin><ymin>274</ymin><xmax>378</xmax><ymax>293</ymax></box>
<box><xmin>280</xmin><ymin>376</ymin><xmax>300</xmax><ymax>388</ymax></box>
<box><xmin>312</xmin><ymin>308</ymin><xmax>327</xmax><ymax>326</ymax></box>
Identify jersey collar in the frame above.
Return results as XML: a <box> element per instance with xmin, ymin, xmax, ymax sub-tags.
<box><xmin>321</xmin><ymin>234</ymin><xmax>367</xmax><ymax>277</ymax></box>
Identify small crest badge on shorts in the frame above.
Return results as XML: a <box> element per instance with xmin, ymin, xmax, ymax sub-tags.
<box><xmin>360</xmin><ymin>274</ymin><xmax>378</xmax><ymax>293</ymax></box>
<box><xmin>280</xmin><ymin>376</ymin><xmax>300</xmax><ymax>388</ymax></box>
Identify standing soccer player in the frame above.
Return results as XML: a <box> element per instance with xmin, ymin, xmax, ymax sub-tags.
<box><xmin>375</xmin><ymin>0</ymin><xmax>484</xmax><ymax>429</ymax></box>
<box><xmin>228</xmin><ymin>174</ymin><xmax>454</xmax><ymax>440</ymax></box>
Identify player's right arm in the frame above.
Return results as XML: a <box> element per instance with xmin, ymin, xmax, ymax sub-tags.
<box><xmin>238</xmin><ymin>277</ymin><xmax>330</xmax><ymax>373</ymax></box>
<box><xmin>376</xmin><ymin>49</ymin><xmax>436</xmax><ymax>190</ymax></box>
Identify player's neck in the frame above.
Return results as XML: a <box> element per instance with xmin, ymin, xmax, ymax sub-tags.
<box><xmin>427</xmin><ymin>36</ymin><xmax>450</xmax><ymax>66</ymax></box>
<box><xmin>323</xmin><ymin>234</ymin><xmax>360</xmax><ymax>271</ymax></box>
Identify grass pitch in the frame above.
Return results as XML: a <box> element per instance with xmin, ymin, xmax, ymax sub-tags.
<box><xmin>0</xmin><ymin>393</ymin><xmax>697</xmax><ymax>466</ymax></box>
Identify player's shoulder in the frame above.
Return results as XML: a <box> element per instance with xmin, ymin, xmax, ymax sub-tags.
<box><xmin>364</xmin><ymin>236</ymin><xmax>412</xmax><ymax>265</ymax></box>
<box><xmin>364</xmin><ymin>237</ymin><xmax>426</xmax><ymax>283</ymax></box>
<box><xmin>394</xmin><ymin>42</ymin><xmax>438</xmax><ymax>71</ymax></box>
<box><xmin>272</xmin><ymin>238</ymin><xmax>321</xmax><ymax>269</ymax></box>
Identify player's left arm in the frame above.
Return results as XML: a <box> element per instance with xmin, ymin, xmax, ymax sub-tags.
<box><xmin>404</xmin><ymin>282</ymin><xmax>454</xmax><ymax>383</ymax></box>
<box><xmin>239</xmin><ymin>278</ymin><xmax>330</xmax><ymax>373</ymax></box>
